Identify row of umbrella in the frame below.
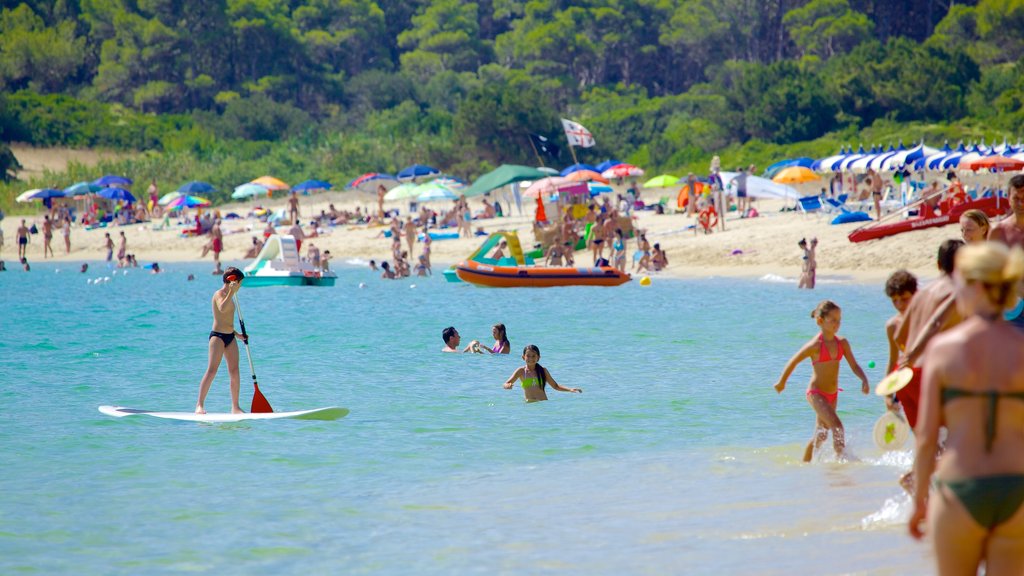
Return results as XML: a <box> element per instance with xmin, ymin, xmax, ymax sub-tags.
<box><xmin>810</xmin><ymin>141</ymin><xmax>1024</xmax><ymax>174</ymax></box>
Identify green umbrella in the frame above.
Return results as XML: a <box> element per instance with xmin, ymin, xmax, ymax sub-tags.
<box><xmin>642</xmin><ymin>174</ymin><xmax>680</xmax><ymax>188</ymax></box>
<box><xmin>383</xmin><ymin>183</ymin><xmax>420</xmax><ymax>201</ymax></box>
<box><xmin>463</xmin><ymin>164</ymin><xmax>552</xmax><ymax>197</ymax></box>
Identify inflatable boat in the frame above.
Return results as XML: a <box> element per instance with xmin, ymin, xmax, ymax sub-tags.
<box><xmin>454</xmin><ymin>259</ymin><xmax>630</xmax><ymax>288</ymax></box>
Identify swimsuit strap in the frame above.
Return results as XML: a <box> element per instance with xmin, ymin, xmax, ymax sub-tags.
<box><xmin>942</xmin><ymin>387</ymin><xmax>1024</xmax><ymax>452</ymax></box>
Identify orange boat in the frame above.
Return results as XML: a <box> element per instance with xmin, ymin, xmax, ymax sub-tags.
<box><xmin>454</xmin><ymin>260</ymin><xmax>631</xmax><ymax>288</ymax></box>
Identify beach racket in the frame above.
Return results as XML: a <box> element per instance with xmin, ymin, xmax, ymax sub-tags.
<box><xmin>873</xmin><ymin>410</ymin><xmax>911</xmax><ymax>451</ymax></box>
<box><xmin>875</xmin><ymin>367</ymin><xmax>914</xmax><ymax>396</ymax></box>
<box><xmin>234</xmin><ymin>295</ymin><xmax>273</xmax><ymax>413</ymax></box>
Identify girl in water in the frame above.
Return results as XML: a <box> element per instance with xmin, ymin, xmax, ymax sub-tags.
<box><xmin>503</xmin><ymin>345</ymin><xmax>582</xmax><ymax>402</ymax></box>
<box><xmin>910</xmin><ymin>242</ymin><xmax>1024</xmax><ymax>574</ymax></box>
<box><xmin>773</xmin><ymin>300</ymin><xmax>870</xmax><ymax>462</ymax></box>
<box><xmin>490</xmin><ymin>323</ymin><xmax>510</xmax><ymax>354</ymax></box>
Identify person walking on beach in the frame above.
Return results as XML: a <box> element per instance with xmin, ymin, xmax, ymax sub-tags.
<box><xmin>503</xmin><ymin>345</ymin><xmax>582</xmax><ymax>402</ymax></box>
<box><xmin>62</xmin><ymin>216</ymin><xmax>72</xmax><ymax>254</ymax></box>
<box><xmin>990</xmin><ymin>174</ymin><xmax>1024</xmax><ymax>248</ymax></box>
<box><xmin>909</xmin><ymin>242</ymin><xmax>1024</xmax><ymax>574</ymax></box>
<box><xmin>103</xmin><ymin>232</ymin><xmax>113</xmax><ymax>262</ymax></box>
<box><xmin>773</xmin><ymin>300</ymin><xmax>870</xmax><ymax>462</ymax></box>
<box><xmin>195</xmin><ymin>267</ymin><xmax>247</xmax><ymax>415</ymax></box>
<box><xmin>41</xmin><ymin>215</ymin><xmax>54</xmax><ymax>259</ymax></box>
<box><xmin>798</xmin><ymin>238</ymin><xmax>817</xmax><ymax>289</ymax></box>
<box><xmin>421</xmin><ymin>226</ymin><xmax>432</xmax><ymax>273</ymax></box>
<box><xmin>288</xmin><ymin>191</ymin><xmax>300</xmax><ymax>224</ymax></box>
<box><xmin>376</xmin><ymin>184</ymin><xmax>387</xmax><ymax>218</ymax></box>
<box><xmin>16</xmin><ymin>219</ymin><xmax>29</xmax><ymax>260</ymax></box>
<box><xmin>117</xmin><ymin>231</ymin><xmax>127</xmax><ymax>267</ymax></box>
<box><xmin>404</xmin><ymin>216</ymin><xmax>417</xmax><ymax>256</ymax></box>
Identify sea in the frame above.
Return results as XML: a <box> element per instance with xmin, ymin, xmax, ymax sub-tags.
<box><xmin>0</xmin><ymin>261</ymin><xmax>934</xmax><ymax>575</ymax></box>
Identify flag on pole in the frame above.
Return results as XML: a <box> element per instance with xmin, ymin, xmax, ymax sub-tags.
<box><xmin>560</xmin><ymin>118</ymin><xmax>595</xmax><ymax>148</ymax></box>
<box><xmin>529</xmin><ymin>134</ymin><xmax>561</xmax><ymax>161</ymax></box>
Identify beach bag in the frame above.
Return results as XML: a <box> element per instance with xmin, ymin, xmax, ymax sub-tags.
<box><xmin>29</xmin><ymin>224</ymin><xmax>38</xmax><ymax>234</ymax></box>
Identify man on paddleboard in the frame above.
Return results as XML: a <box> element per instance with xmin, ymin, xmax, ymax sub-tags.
<box><xmin>195</xmin><ymin>267</ymin><xmax>248</xmax><ymax>414</ymax></box>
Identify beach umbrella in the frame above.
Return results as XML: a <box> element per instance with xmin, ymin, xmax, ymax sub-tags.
<box><xmin>158</xmin><ymin>191</ymin><xmax>184</xmax><ymax>205</ymax></box>
<box><xmin>232</xmin><ymin>183</ymin><xmax>270</xmax><ymax>200</ymax></box>
<box><xmin>772</xmin><ymin>166</ymin><xmax>819</xmax><ymax>184</ymax></box>
<box><xmin>94</xmin><ymin>174</ymin><xmax>133</xmax><ymax>187</ymax></box>
<box><xmin>64</xmin><ymin>181</ymin><xmax>103</xmax><ymax>196</ymax></box>
<box><xmin>813</xmin><ymin>146</ymin><xmax>849</xmax><ymax>173</ymax></box>
<box><xmin>588</xmin><ymin>183</ymin><xmax>613</xmax><ymax>195</ymax></box>
<box><xmin>643</xmin><ymin>174</ymin><xmax>679</xmax><ymax>188</ymax></box>
<box><xmin>16</xmin><ymin>188</ymin><xmax>65</xmax><ymax>202</ymax></box>
<box><xmin>463</xmin><ymin>164</ymin><xmax>551</xmax><ymax>197</ymax></box>
<box><xmin>601</xmin><ymin>164</ymin><xmax>644</xmax><ymax>179</ymax></box>
<box><xmin>176</xmin><ymin>181</ymin><xmax>216</xmax><ymax>194</ymax></box>
<box><xmin>433</xmin><ymin>176</ymin><xmax>467</xmax><ymax>191</ymax></box>
<box><xmin>414</xmin><ymin>181</ymin><xmax>458</xmax><ymax>202</ymax></box>
<box><xmin>292</xmin><ymin>179</ymin><xmax>333</xmax><ymax>193</ymax></box>
<box><xmin>595</xmin><ymin>159</ymin><xmax>624</xmax><ymax>173</ymax></box>
<box><xmin>397</xmin><ymin>164</ymin><xmax>440</xmax><ymax>181</ymax></box>
<box><xmin>250</xmin><ymin>176</ymin><xmax>290</xmax><ymax>190</ymax></box>
<box><xmin>559</xmin><ymin>163</ymin><xmax>598</xmax><ymax>177</ymax></box>
<box><xmin>764</xmin><ymin>157</ymin><xmax>815</xmax><ymax>178</ymax></box>
<box><xmin>97</xmin><ymin>187</ymin><xmax>137</xmax><ymax>202</ymax></box>
<box><xmin>536</xmin><ymin>166</ymin><xmax>560</xmax><ymax>175</ymax></box>
<box><xmin>522</xmin><ymin>176</ymin><xmax>574</xmax><ymax>198</ymax></box>
<box><xmin>383</xmin><ymin>183</ymin><xmax>420</xmax><ymax>201</ymax></box>
<box><xmin>565</xmin><ymin>170</ymin><xmax>610</xmax><ymax>184</ymax></box>
<box><xmin>166</xmin><ymin>194</ymin><xmax>211</xmax><ymax>210</ymax></box>
<box><xmin>960</xmin><ymin>155</ymin><xmax>1024</xmax><ymax>172</ymax></box>
<box><xmin>720</xmin><ymin>172</ymin><xmax>799</xmax><ymax>200</ymax></box>
<box><xmin>346</xmin><ymin>172</ymin><xmax>399</xmax><ymax>192</ymax></box>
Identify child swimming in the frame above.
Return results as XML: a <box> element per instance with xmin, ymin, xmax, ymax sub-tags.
<box><xmin>773</xmin><ymin>300</ymin><xmax>870</xmax><ymax>462</ymax></box>
<box><xmin>503</xmin><ymin>345</ymin><xmax>582</xmax><ymax>402</ymax></box>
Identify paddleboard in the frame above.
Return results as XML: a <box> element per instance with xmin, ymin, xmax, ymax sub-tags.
<box><xmin>98</xmin><ymin>405</ymin><xmax>348</xmax><ymax>422</ymax></box>
<box><xmin>873</xmin><ymin>410</ymin><xmax>911</xmax><ymax>451</ymax></box>
<box><xmin>874</xmin><ymin>367</ymin><xmax>914</xmax><ymax>396</ymax></box>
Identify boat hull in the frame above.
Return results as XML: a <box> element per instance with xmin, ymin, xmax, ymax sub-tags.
<box><xmin>455</xmin><ymin>261</ymin><xmax>630</xmax><ymax>288</ymax></box>
<box><xmin>848</xmin><ymin>196</ymin><xmax>1006</xmax><ymax>243</ymax></box>
<box><xmin>243</xmin><ymin>272</ymin><xmax>337</xmax><ymax>287</ymax></box>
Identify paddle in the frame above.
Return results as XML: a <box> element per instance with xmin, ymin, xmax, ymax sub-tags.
<box><xmin>234</xmin><ymin>295</ymin><xmax>273</xmax><ymax>413</ymax></box>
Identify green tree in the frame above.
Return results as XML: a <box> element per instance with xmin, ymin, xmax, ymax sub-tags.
<box><xmin>0</xmin><ymin>4</ymin><xmax>86</xmax><ymax>92</ymax></box>
<box><xmin>783</xmin><ymin>0</ymin><xmax>873</xmax><ymax>59</ymax></box>
<box><xmin>453</xmin><ymin>82</ymin><xmax>557</xmax><ymax>167</ymax></box>
<box><xmin>398</xmin><ymin>0</ymin><xmax>488</xmax><ymax>84</ymax></box>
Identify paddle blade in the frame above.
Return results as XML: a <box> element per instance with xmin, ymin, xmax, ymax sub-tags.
<box><xmin>251</xmin><ymin>383</ymin><xmax>273</xmax><ymax>413</ymax></box>
<box><xmin>875</xmin><ymin>367</ymin><xmax>914</xmax><ymax>396</ymax></box>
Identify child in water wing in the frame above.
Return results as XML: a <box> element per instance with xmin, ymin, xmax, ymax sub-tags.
<box><xmin>503</xmin><ymin>345</ymin><xmax>581</xmax><ymax>402</ymax></box>
<box><xmin>773</xmin><ymin>300</ymin><xmax>869</xmax><ymax>462</ymax></box>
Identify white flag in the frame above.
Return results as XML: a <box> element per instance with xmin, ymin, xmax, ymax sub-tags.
<box><xmin>561</xmin><ymin>118</ymin><xmax>595</xmax><ymax>148</ymax></box>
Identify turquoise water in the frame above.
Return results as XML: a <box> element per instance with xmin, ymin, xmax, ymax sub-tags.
<box><xmin>1</xmin><ymin>263</ymin><xmax>932</xmax><ymax>574</ymax></box>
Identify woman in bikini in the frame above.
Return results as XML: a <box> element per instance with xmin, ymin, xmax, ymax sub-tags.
<box><xmin>503</xmin><ymin>345</ymin><xmax>581</xmax><ymax>402</ymax></box>
<box><xmin>612</xmin><ymin>228</ymin><xmax>626</xmax><ymax>272</ymax></box>
<box><xmin>489</xmin><ymin>323</ymin><xmax>511</xmax><ymax>354</ymax></box>
<box><xmin>910</xmin><ymin>242</ymin><xmax>1024</xmax><ymax>574</ymax></box>
<box><xmin>774</xmin><ymin>300</ymin><xmax>870</xmax><ymax>462</ymax></box>
<box><xmin>195</xmin><ymin>267</ymin><xmax>247</xmax><ymax>414</ymax></box>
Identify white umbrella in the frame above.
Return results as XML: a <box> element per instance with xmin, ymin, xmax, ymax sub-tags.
<box><xmin>720</xmin><ymin>171</ymin><xmax>799</xmax><ymax>200</ymax></box>
<box><xmin>232</xmin><ymin>183</ymin><xmax>269</xmax><ymax>200</ymax></box>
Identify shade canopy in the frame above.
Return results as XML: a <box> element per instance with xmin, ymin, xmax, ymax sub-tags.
<box><xmin>463</xmin><ymin>165</ymin><xmax>552</xmax><ymax>197</ymax></box>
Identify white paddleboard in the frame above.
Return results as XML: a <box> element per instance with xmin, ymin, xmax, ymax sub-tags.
<box><xmin>98</xmin><ymin>405</ymin><xmax>348</xmax><ymax>422</ymax></box>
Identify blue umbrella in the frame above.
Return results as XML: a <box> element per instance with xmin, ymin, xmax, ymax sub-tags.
<box><xmin>763</xmin><ymin>157</ymin><xmax>815</xmax><ymax>179</ymax></box>
<box><xmin>177</xmin><ymin>181</ymin><xmax>217</xmax><ymax>194</ymax></box>
<box><xmin>292</xmin><ymin>179</ymin><xmax>333</xmax><ymax>192</ymax></box>
<box><xmin>397</xmin><ymin>164</ymin><xmax>440</xmax><ymax>181</ymax></box>
<box><xmin>595</xmin><ymin>159</ymin><xmax>624</xmax><ymax>173</ymax></box>
<box><xmin>16</xmin><ymin>188</ymin><xmax>66</xmax><ymax>202</ymax></box>
<box><xmin>559</xmin><ymin>163</ymin><xmax>598</xmax><ymax>177</ymax></box>
<box><xmin>94</xmin><ymin>174</ymin><xmax>133</xmax><ymax>187</ymax></box>
<box><xmin>64</xmin><ymin>181</ymin><xmax>103</xmax><ymax>196</ymax></box>
<box><xmin>97</xmin><ymin>187</ymin><xmax>137</xmax><ymax>202</ymax></box>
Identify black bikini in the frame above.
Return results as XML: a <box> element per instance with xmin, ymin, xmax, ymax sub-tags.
<box><xmin>209</xmin><ymin>331</ymin><xmax>235</xmax><ymax>346</ymax></box>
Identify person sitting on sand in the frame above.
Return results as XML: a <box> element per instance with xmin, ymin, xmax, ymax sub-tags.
<box><xmin>773</xmin><ymin>300</ymin><xmax>870</xmax><ymax>462</ymax></box>
<box><xmin>195</xmin><ymin>267</ymin><xmax>248</xmax><ymax>415</ymax></box>
<box><xmin>503</xmin><ymin>345</ymin><xmax>581</xmax><ymax>402</ymax></box>
<box><xmin>442</xmin><ymin>326</ymin><xmax>482</xmax><ymax>353</ymax></box>
<box><xmin>652</xmin><ymin>243</ymin><xmax>668</xmax><ymax>271</ymax></box>
<box><xmin>244</xmin><ymin>236</ymin><xmax>263</xmax><ymax>259</ymax></box>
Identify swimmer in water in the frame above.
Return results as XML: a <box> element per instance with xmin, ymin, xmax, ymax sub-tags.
<box><xmin>503</xmin><ymin>345</ymin><xmax>581</xmax><ymax>402</ymax></box>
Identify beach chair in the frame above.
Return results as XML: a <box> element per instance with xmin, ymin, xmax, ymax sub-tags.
<box><xmin>823</xmin><ymin>194</ymin><xmax>849</xmax><ymax>214</ymax></box>
<box><xmin>797</xmin><ymin>195</ymin><xmax>823</xmax><ymax>217</ymax></box>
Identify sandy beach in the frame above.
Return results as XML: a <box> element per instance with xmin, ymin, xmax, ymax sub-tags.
<box><xmin>1</xmin><ymin>185</ymin><xmax>970</xmax><ymax>283</ymax></box>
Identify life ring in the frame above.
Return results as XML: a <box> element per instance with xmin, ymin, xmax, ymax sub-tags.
<box><xmin>698</xmin><ymin>205</ymin><xmax>718</xmax><ymax>231</ymax></box>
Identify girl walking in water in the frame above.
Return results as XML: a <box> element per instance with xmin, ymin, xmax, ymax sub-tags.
<box><xmin>773</xmin><ymin>300</ymin><xmax>870</xmax><ymax>462</ymax></box>
<box><xmin>503</xmin><ymin>345</ymin><xmax>581</xmax><ymax>402</ymax></box>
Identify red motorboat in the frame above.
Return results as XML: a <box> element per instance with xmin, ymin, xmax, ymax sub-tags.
<box><xmin>848</xmin><ymin>196</ymin><xmax>1007</xmax><ymax>243</ymax></box>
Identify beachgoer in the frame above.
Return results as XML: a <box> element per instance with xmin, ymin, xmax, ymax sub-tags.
<box><xmin>42</xmin><ymin>215</ymin><xmax>53</xmax><ymax>258</ymax></box>
<box><xmin>151</xmin><ymin>263</ymin><xmax>161</xmax><ymax>274</ymax></box>
<box><xmin>404</xmin><ymin>216</ymin><xmax>417</xmax><ymax>256</ymax></box>
<box><xmin>421</xmin><ymin>227</ymin><xmax>432</xmax><ymax>273</ymax></box>
<box><xmin>908</xmin><ymin>242</ymin><xmax>1024</xmax><ymax>574</ymax></box>
<box><xmin>187</xmin><ymin>274</ymin><xmax>195</xmax><ymax>281</ymax></box>
<box><xmin>369</xmin><ymin>259</ymin><xmax>378</xmax><ymax>272</ymax></box>
<box><xmin>263</xmin><ymin>221</ymin><xmax>275</xmax><ymax>239</ymax></box>
<box><xmin>194</xmin><ymin>267</ymin><xmax>247</xmax><ymax>415</ymax></box>
<box><xmin>989</xmin><ymin>174</ymin><xmax>1024</xmax><ymax>248</ymax></box>
<box><xmin>492</xmin><ymin>240</ymin><xmax>507</xmax><ymax>260</ymax></box>
<box><xmin>102</xmin><ymin>232</ymin><xmax>113</xmax><ymax>262</ymax></box>
<box><xmin>288</xmin><ymin>191</ymin><xmax>300</xmax><ymax>224</ymax></box>
<box><xmin>80</xmin><ymin>263</ymin><xmax>88</xmax><ymax>273</ymax></box>
<box><xmin>415</xmin><ymin>255</ymin><xmax>429</xmax><ymax>276</ymax></box>
<box><xmin>732</xmin><ymin>167</ymin><xmax>749</xmax><ymax>217</ymax></box>
<box><xmin>376</xmin><ymin>184</ymin><xmax>387</xmax><ymax>218</ymax></box>
<box><xmin>503</xmin><ymin>345</ymin><xmax>581</xmax><ymax>402</ymax></box>
<box><xmin>117</xmin><ymin>231</ymin><xmax>127</xmax><ymax>267</ymax></box>
<box><xmin>62</xmin><ymin>216</ymin><xmax>71</xmax><ymax>254</ymax></box>
<box><xmin>634</xmin><ymin>233</ymin><xmax>651</xmax><ymax>272</ymax></box>
<box><xmin>244</xmin><ymin>236</ymin><xmax>263</xmax><ymax>259</ymax></box>
<box><xmin>441</xmin><ymin>326</ymin><xmax>481</xmax><ymax>353</ymax></box>
<box><xmin>210</xmin><ymin>219</ymin><xmax>223</xmax><ymax>270</ymax></box>
<box><xmin>867</xmin><ymin>168</ymin><xmax>884</xmax><ymax>221</ymax></box>
<box><xmin>21</xmin><ymin>257</ymin><xmax>30</xmax><ymax>271</ymax></box>
<box><xmin>490</xmin><ymin>324</ymin><xmax>510</xmax><ymax>354</ymax></box>
<box><xmin>798</xmin><ymin>238</ymin><xmax>817</xmax><ymax>289</ymax></box>
<box><xmin>960</xmin><ymin>208</ymin><xmax>991</xmax><ymax>244</ymax></box>
<box><xmin>380</xmin><ymin>261</ymin><xmax>396</xmax><ymax>279</ymax></box>
<box><xmin>883</xmin><ymin>270</ymin><xmax>919</xmax><ymax>378</ymax></box>
<box><xmin>322</xmin><ymin>250</ymin><xmax>331</xmax><ymax>271</ymax></box>
<box><xmin>773</xmin><ymin>300</ymin><xmax>870</xmax><ymax>462</ymax></box>
<box><xmin>147</xmin><ymin>179</ymin><xmax>158</xmax><ymax>215</ymax></box>
<box><xmin>652</xmin><ymin>243</ymin><xmax>668</xmax><ymax>271</ymax></box>
<box><xmin>288</xmin><ymin>221</ymin><xmax>305</xmax><ymax>253</ymax></box>
<box><xmin>0</xmin><ymin>225</ymin><xmax>4</xmax><ymax>257</ymax></box>
<box><xmin>16</xmin><ymin>219</ymin><xmax>29</xmax><ymax>259</ymax></box>
<box><xmin>306</xmin><ymin>242</ymin><xmax>321</xmax><ymax>268</ymax></box>
<box><xmin>612</xmin><ymin>229</ymin><xmax>626</xmax><ymax>271</ymax></box>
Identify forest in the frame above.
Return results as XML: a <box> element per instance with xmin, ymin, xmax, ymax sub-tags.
<box><xmin>1</xmin><ymin>0</ymin><xmax>1023</xmax><ymax>209</ymax></box>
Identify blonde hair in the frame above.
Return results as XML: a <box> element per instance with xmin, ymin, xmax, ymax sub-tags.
<box><xmin>955</xmin><ymin>242</ymin><xmax>1024</xmax><ymax>310</ymax></box>
<box><xmin>960</xmin><ymin>209</ymin><xmax>990</xmax><ymax>235</ymax></box>
<box><xmin>811</xmin><ymin>300</ymin><xmax>841</xmax><ymax>320</ymax></box>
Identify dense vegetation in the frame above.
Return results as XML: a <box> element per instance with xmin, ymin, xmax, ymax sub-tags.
<box><xmin>1</xmin><ymin>0</ymin><xmax>1023</xmax><ymax>211</ymax></box>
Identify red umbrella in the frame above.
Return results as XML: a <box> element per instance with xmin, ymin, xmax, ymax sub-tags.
<box><xmin>601</xmin><ymin>164</ymin><xmax>645</xmax><ymax>179</ymax></box>
<box><xmin>960</xmin><ymin>155</ymin><xmax>1024</xmax><ymax>171</ymax></box>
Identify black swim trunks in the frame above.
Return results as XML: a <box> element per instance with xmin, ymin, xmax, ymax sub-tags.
<box><xmin>209</xmin><ymin>330</ymin><xmax>236</xmax><ymax>347</ymax></box>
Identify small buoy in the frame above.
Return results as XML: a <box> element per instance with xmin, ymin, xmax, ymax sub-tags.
<box><xmin>639</xmin><ymin>276</ymin><xmax>651</xmax><ymax>286</ymax></box>
<box><xmin>868</xmin><ymin>361</ymin><xmax>876</xmax><ymax>369</ymax></box>
<box><xmin>409</xmin><ymin>284</ymin><xmax>416</xmax><ymax>289</ymax></box>
<box><xmin>358</xmin><ymin>282</ymin><xmax>366</xmax><ymax>289</ymax></box>
<box><xmin>87</xmin><ymin>279</ymin><xmax>93</xmax><ymax>284</ymax></box>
